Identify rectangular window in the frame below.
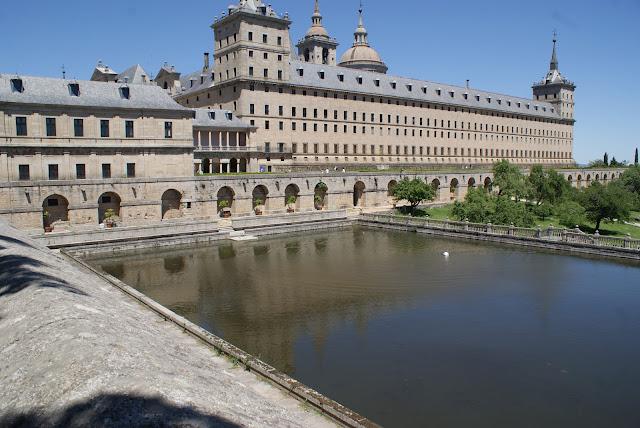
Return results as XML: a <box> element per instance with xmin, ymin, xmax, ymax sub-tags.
<box><xmin>125</xmin><ymin>120</ymin><xmax>134</xmax><ymax>138</ymax></box>
<box><xmin>102</xmin><ymin>164</ymin><xmax>111</xmax><ymax>179</ymax></box>
<box><xmin>250</xmin><ymin>104</ymin><xmax>255</xmax><ymax>114</ymax></box>
<box><xmin>45</xmin><ymin>118</ymin><xmax>56</xmax><ymax>137</ymax></box>
<box><xmin>48</xmin><ymin>164</ymin><xmax>59</xmax><ymax>180</ymax></box>
<box><xmin>75</xmin><ymin>164</ymin><xmax>86</xmax><ymax>179</ymax></box>
<box><xmin>265</xmin><ymin>142</ymin><xmax>271</xmax><ymax>153</ymax></box>
<box><xmin>15</xmin><ymin>117</ymin><xmax>27</xmax><ymax>136</ymax></box>
<box><xmin>264</xmin><ymin>105</ymin><xmax>270</xmax><ymax>115</ymax></box>
<box><xmin>263</xmin><ymin>68</ymin><xmax>268</xmax><ymax>78</ymax></box>
<box><xmin>18</xmin><ymin>165</ymin><xmax>30</xmax><ymax>181</ymax></box>
<box><xmin>277</xmin><ymin>36</ymin><xmax>282</xmax><ymax>46</ymax></box>
<box><xmin>249</xmin><ymin>66</ymin><xmax>254</xmax><ymax>76</ymax></box>
<box><xmin>74</xmin><ymin>119</ymin><xmax>84</xmax><ymax>137</ymax></box>
<box><xmin>262</xmin><ymin>34</ymin><xmax>268</xmax><ymax>43</ymax></box>
<box><xmin>100</xmin><ymin>120</ymin><xmax>110</xmax><ymax>138</ymax></box>
<box><xmin>164</xmin><ymin>121</ymin><xmax>173</xmax><ymax>138</ymax></box>
<box><xmin>126</xmin><ymin>163</ymin><xmax>136</xmax><ymax>178</ymax></box>
<box><xmin>248</xmin><ymin>31</ymin><xmax>253</xmax><ymax>41</ymax></box>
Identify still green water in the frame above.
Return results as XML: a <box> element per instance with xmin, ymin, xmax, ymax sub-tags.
<box><xmin>94</xmin><ymin>227</ymin><xmax>640</xmax><ymax>428</ymax></box>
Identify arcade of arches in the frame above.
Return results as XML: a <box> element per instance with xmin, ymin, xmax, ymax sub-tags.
<box><xmin>9</xmin><ymin>169</ymin><xmax>619</xmax><ymax>232</ymax></box>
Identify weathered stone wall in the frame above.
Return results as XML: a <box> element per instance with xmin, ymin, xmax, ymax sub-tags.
<box><xmin>0</xmin><ymin>168</ymin><xmax>624</xmax><ymax>231</ymax></box>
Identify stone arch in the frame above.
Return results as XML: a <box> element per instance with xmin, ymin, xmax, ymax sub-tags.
<box><xmin>314</xmin><ymin>182</ymin><xmax>328</xmax><ymax>210</ymax></box>
<box><xmin>239</xmin><ymin>158</ymin><xmax>248</xmax><ymax>173</ymax></box>
<box><xmin>431</xmin><ymin>179</ymin><xmax>441</xmax><ymax>201</ymax></box>
<box><xmin>42</xmin><ymin>194</ymin><xmax>69</xmax><ymax>230</ymax></box>
<box><xmin>161</xmin><ymin>189</ymin><xmax>182</xmax><ymax>220</ymax></box>
<box><xmin>484</xmin><ymin>177</ymin><xmax>492</xmax><ymax>191</ymax></box>
<box><xmin>567</xmin><ymin>175</ymin><xmax>573</xmax><ymax>184</ymax></box>
<box><xmin>577</xmin><ymin>175</ymin><xmax>583</xmax><ymax>188</ymax></box>
<box><xmin>284</xmin><ymin>183</ymin><xmax>300</xmax><ymax>211</ymax></box>
<box><xmin>586</xmin><ymin>174</ymin><xmax>592</xmax><ymax>185</ymax></box>
<box><xmin>611</xmin><ymin>173</ymin><xmax>616</xmax><ymax>180</ymax></box>
<box><xmin>449</xmin><ymin>178</ymin><xmax>459</xmax><ymax>201</ymax></box>
<box><xmin>387</xmin><ymin>180</ymin><xmax>398</xmax><ymax>205</ymax></box>
<box><xmin>252</xmin><ymin>185</ymin><xmax>269</xmax><ymax>211</ymax></box>
<box><xmin>353</xmin><ymin>181</ymin><xmax>366</xmax><ymax>207</ymax></box>
<box><xmin>603</xmin><ymin>173</ymin><xmax>608</xmax><ymax>182</ymax></box>
<box><xmin>217</xmin><ymin>186</ymin><xmax>235</xmax><ymax>215</ymax></box>
<box><xmin>98</xmin><ymin>192</ymin><xmax>121</xmax><ymax>224</ymax></box>
<box><xmin>595</xmin><ymin>174</ymin><xmax>600</xmax><ymax>182</ymax></box>
<box><xmin>468</xmin><ymin>177</ymin><xmax>476</xmax><ymax>188</ymax></box>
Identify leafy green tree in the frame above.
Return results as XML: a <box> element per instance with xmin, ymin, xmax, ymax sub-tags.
<box><xmin>555</xmin><ymin>200</ymin><xmax>587</xmax><ymax>228</ymax></box>
<box><xmin>491</xmin><ymin>196</ymin><xmax>535</xmax><ymax>227</ymax></box>
<box><xmin>579</xmin><ymin>181</ymin><xmax>634</xmax><ymax>231</ymax></box>
<box><xmin>533</xmin><ymin>203</ymin><xmax>554</xmax><ymax>221</ymax></box>
<box><xmin>588</xmin><ymin>159</ymin><xmax>608</xmax><ymax>168</ymax></box>
<box><xmin>528</xmin><ymin>165</ymin><xmax>553</xmax><ymax>206</ymax></box>
<box><xmin>452</xmin><ymin>187</ymin><xmax>494</xmax><ymax>223</ymax></box>
<box><xmin>609</xmin><ymin>157</ymin><xmax>627</xmax><ymax>167</ymax></box>
<box><xmin>604</xmin><ymin>152</ymin><xmax>609</xmax><ymax>166</ymax></box>
<box><xmin>392</xmin><ymin>178</ymin><xmax>436</xmax><ymax>214</ymax></box>
<box><xmin>493</xmin><ymin>160</ymin><xmax>528</xmax><ymax>200</ymax></box>
<box><xmin>547</xmin><ymin>169</ymin><xmax>573</xmax><ymax>203</ymax></box>
<box><xmin>621</xmin><ymin>165</ymin><xmax>640</xmax><ymax>208</ymax></box>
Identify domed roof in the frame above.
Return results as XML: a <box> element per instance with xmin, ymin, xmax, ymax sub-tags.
<box><xmin>337</xmin><ymin>8</ymin><xmax>387</xmax><ymax>74</ymax></box>
<box><xmin>306</xmin><ymin>24</ymin><xmax>329</xmax><ymax>38</ymax></box>
<box><xmin>340</xmin><ymin>45</ymin><xmax>382</xmax><ymax>64</ymax></box>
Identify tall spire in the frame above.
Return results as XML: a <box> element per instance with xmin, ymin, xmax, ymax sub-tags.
<box><xmin>550</xmin><ymin>31</ymin><xmax>559</xmax><ymax>71</ymax></box>
<box><xmin>354</xmin><ymin>1</ymin><xmax>368</xmax><ymax>46</ymax></box>
<box><xmin>311</xmin><ymin>0</ymin><xmax>323</xmax><ymax>28</ymax></box>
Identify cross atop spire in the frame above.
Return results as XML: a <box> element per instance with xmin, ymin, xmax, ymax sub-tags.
<box><xmin>550</xmin><ymin>30</ymin><xmax>559</xmax><ymax>71</ymax></box>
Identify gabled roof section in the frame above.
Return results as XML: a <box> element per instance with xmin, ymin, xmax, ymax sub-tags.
<box><xmin>155</xmin><ymin>63</ymin><xmax>180</xmax><ymax>81</ymax></box>
<box><xmin>0</xmin><ymin>74</ymin><xmax>192</xmax><ymax>113</ymax></box>
<box><xmin>117</xmin><ymin>64</ymin><xmax>152</xmax><ymax>85</ymax></box>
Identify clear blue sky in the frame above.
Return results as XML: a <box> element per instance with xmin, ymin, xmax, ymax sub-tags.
<box><xmin>1</xmin><ymin>0</ymin><xmax>638</xmax><ymax>164</ymax></box>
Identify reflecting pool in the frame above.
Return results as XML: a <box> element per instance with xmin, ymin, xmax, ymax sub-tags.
<box><xmin>92</xmin><ymin>228</ymin><xmax>640</xmax><ymax>428</ymax></box>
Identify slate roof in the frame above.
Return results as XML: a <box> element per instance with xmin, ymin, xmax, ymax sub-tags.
<box><xmin>193</xmin><ymin>108</ymin><xmax>254</xmax><ymax>130</ymax></box>
<box><xmin>117</xmin><ymin>64</ymin><xmax>152</xmax><ymax>85</ymax></box>
<box><xmin>178</xmin><ymin>60</ymin><xmax>561</xmax><ymax>120</ymax></box>
<box><xmin>0</xmin><ymin>74</ymin><xmax>192</xmax><ymax>113</ymax></box>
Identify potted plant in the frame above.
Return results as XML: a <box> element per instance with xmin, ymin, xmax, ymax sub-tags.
<box><xmin>43</xmin><ymin>211</ymin><xmax>53</xmax><ymax>233</ymax></box>
<box><xmin>286</xmin><ymin>195</ymin><xmax>297</xmax><ymax>213</ymax></box>
<box><xmin>218</xmin><ymin>200</ymin><xmax>231</xmax><ymax>218</ymax></box>
<box><xmin>253</xmin><ymin>199</ymin><xmax>264</xmax><ymax>216</ymax></box>
<box><xmin>103</xmin><ymin>209</ymin><xmax>117</xmax><ymax>228</ymax></box>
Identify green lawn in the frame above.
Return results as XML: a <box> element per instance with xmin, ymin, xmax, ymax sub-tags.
<box><xmin>403</xmin><ymin>205</ymin><xmax>640</xmax><ymax>239</ymax></box>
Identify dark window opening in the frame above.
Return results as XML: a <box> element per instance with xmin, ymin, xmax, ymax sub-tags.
<box><xmin>74</xmin><ymin>119</ymin><xmax>84</xmax><ymax>137</ymax></box>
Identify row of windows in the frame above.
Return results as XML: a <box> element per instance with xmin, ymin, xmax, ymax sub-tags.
<box><xmin>248</xmin><ymin>104</ymin><xmax>570</xmax><ymax>138</ymax></box>
<box><xmin>216</xmin><ymin>32</ymin><xmax>283</xmax><ymax>49</ymax></box>
<box><xmin>288</xmin><ymin>143</ymin><xmax>570</xmax><ymax>159</ymax></box>
<box><xmin>235</xmin><ymin>83</ymin><xmax>569</xmax><ymax>126</ymax></box>
<box><xmin>18</xmin><ymin>163</ymin><xmax>136</xmax><ymax>181</ymax></box>
<box><xmin>12</xmin><ymin>117</ymin><xmax>173</xmax><ymax>139</ymax></box>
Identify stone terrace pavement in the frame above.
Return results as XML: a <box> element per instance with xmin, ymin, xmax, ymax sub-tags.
<box><xmin>0</xmin><ymin>221</ymin><xmax>335</xmax><ymax>428</ymax></box>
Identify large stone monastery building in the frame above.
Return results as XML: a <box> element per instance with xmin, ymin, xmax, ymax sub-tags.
<box><xmin>163</xmin><ymin>0</ymin><xmax>576</xmax><ymax>171</ymax></box>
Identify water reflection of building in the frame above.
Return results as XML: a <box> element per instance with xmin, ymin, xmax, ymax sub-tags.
<box><xmin>97</xmin><ymin>229</ymin><xmax>554</xmax><ymax>374</ymax></box>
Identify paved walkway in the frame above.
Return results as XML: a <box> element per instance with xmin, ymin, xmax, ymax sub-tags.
<box><xmin>0</xmin><ymin>221</ymin><xmax>335</xmax><ymax>427</ymax></box>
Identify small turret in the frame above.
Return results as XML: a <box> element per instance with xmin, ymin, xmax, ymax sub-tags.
<box><xmin>296</xmin><ymin>0</ymin><xmax>338</xmax><ymax>65</ymax></box>
<box><xmin>338</xmin><ymin>3</ymin><xmax>387</xmax><ymax>74</ymax></box>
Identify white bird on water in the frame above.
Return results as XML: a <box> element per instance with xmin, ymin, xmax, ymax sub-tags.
<box><xmin>442</xmin><ymin>251</ymin><xmax>450</xmax><ymax>258</ymax></box>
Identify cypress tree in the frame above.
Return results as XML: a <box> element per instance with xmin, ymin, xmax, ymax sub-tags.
<box><xmin>635</xmin><ymin>148</ymin><xmax>638</xmax><ymax>165</ymax></box>
<box><xmin>604</xmin><ymin>152</ymin><xmax>609</xmax><ymax>166</ymax></box>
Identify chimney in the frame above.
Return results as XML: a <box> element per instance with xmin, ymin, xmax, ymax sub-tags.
<box><xmin>203</xmin><ymin>52</ymin><xmax>210</xmax><ymax>71</ymax></box>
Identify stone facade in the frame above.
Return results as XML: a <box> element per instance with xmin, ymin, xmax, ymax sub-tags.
<box><xmin>0</xmin><ymin>75</ymin><xmax>194</xmax><ymax>182</ymax></box>
<box><xmin>169</xmin><ymin>0</ymin><xmax>576</xmax><ymax>172</ymax></box>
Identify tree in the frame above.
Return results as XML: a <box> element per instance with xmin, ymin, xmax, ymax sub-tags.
<box><xmin>555</xmin><ymin>200</ymin><xmax>586</xmax><ymax>228</ymax></box>
<box><xmin>452</xmin><ymin>187</ymin><xmax>494</xmax><ymax>223</ymax></box>
<box><xmin>621</xmin><ymin>165</ymin><xmax>640</xmax><ymax>208</ymax></box>
<box><xmin>579</xmin><ymin>181</ymin><xmax>634</xmax><ymax>231</ymax></box>
<box><xmin>547</xmin><ymin>169</ymin><xmax>572</xmax><ymax>203</ymax></box>
<box><xmin>391</xmin><ymin>178</ymin><xmax>436</xmax><ymax>214</ymax></box>
<box><xmin>493</xmin><ymin>160</ymin><xmax>528</xmax><ymax>200</ymax></box>
<box><xmin>604</xmin><ymin>152</ymin><xmax>609</xmax><ymax>166</ymax></box>
<box><xmin>635</xmin><ymin>148</ymin><xmax>638</xmax><ymax>166</ymax></box>
<box><xmin>528</xmin><ymin>165</ymin><xmax>553</xmax><ymax>206</ymax></box>
<box><xmin>491</xmin><ymin>196</ymin><xmax>535</xmax><ymax>228</ymax></box>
